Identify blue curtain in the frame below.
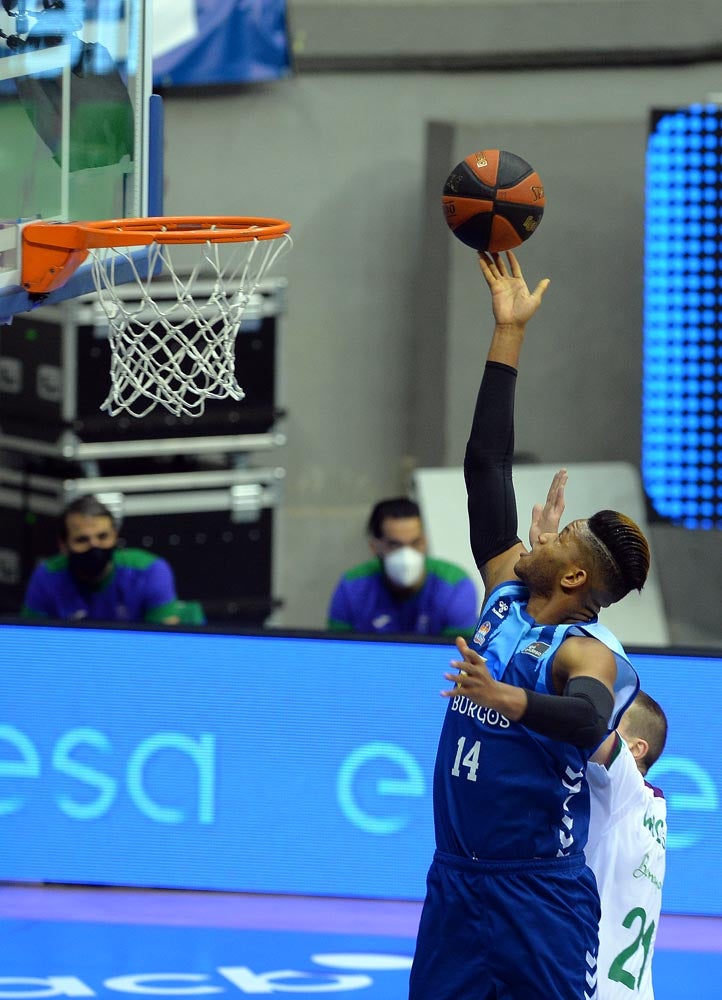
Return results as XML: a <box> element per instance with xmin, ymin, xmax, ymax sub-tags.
<box><xmin>153</xmin><ymin>0</ymin><xmax>291</xmax><ymax>88</ymax></box>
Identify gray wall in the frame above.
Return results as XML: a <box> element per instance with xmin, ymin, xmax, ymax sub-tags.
<box><xmin>161</xmin><ymin>6</ymin><xmax>722</xmax><ymax>647</ymax></box>
<box><xmin>412</xmin><ymin>119</ymin><xmax>649</xmax><ymax>468</ymax></box>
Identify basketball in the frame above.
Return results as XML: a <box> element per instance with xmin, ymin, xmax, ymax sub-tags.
<box><xmin>441</xmin><ymin>149</ymin><xmax>545</xmax><ymax>252</ymax></box>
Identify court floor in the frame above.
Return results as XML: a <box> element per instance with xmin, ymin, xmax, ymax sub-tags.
<box><xmin>2</xmin><ymin>884</ymin><xmax>721</xmax><ymax>998</ymax></box>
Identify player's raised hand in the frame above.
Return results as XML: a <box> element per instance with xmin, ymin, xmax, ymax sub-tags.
<box><xmin>529</xmin><ymin>468</ymin><xmax>568</xmax><ymax>548</ymax></box>
<box><xmin>442</xmin><ymin>636</ymin><xmax>495</xmax><ymax>704</ymax></box>
<box><xmin>477</xmin><ymin>250</ymin><xmax>550</xmax><ymax>328</ymax></box>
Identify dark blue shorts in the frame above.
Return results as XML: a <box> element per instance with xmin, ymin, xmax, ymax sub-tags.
<box><xmin>408</xmin><ymin>850</ymin><xmax>600</xmax><ymax>1000</ymax></box>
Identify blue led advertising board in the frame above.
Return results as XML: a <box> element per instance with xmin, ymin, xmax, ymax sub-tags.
<box><xmin>1</xmin><ymin>623</ymin><xmax>720</xmax><ymax>916</ymax></box>
<box><xmin>643</xmin><ymin>103</ymin><xmax>722</xmax><ymax>529</ymax></box>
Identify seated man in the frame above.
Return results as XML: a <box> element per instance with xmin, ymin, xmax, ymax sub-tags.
<box><xmin>327</xmin><ymin>497</ymin><xmax>478</xmax><ymax>637</ymax></box>
<box><xmin>21</xmin><ymin>494</ymin><xmax>181</xmax><ymax>624</ymax></box>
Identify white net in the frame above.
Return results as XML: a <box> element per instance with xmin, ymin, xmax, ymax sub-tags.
<box><xmin>88</xmin><ymin>232</ymin><xmax>293</xmax><ymax>418</ymax></box>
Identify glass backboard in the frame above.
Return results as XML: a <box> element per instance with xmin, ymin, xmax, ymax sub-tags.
<box><xmin>0</xmin><ymin>0</ymin><xmax>155</xmax><ymax>321</ymax></box>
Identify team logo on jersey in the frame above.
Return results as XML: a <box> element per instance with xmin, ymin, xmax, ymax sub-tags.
<box><xmin>521</xmin><ymin>640</ymin><xmax>550</xmax><ymax>658</ymax></box>
<box><xmin>473</xmin><ymin>621</ymin><xmax>491</xmax><ymax>645</ymax></box>
<box><xmin>491</xmin><ymin>598</ymin><xmax>509</xmax><ymax>619</ymax></box>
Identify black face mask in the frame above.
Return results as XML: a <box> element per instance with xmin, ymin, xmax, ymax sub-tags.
<box><xmin>67</xmin><ymin>546</ymin><xmax>115</xmax><ymax>581</ymax></box>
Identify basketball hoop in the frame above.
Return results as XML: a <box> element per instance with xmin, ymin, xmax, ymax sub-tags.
<box><xmin>21</xmin><ymin>216</ymin><xmax>293</xmax><ymax>418</ymax></box>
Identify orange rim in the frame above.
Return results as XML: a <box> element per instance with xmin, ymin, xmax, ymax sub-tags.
<box><xmin>78</xmin><ymin>216</ymin><xmax>292</xmax><ymax>245</ymax></box>
<box><xmin>21</xmin><ymin>216</ymin><xmax>292</xmax><ymax>295</ymax></box>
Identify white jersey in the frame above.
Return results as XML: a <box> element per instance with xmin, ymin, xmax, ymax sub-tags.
<box><xmin>586</xmin><ymin>736</ymin><xmax>667</xmax><ymax>1000</ymax></box>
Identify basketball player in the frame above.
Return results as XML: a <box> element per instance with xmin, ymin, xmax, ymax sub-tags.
<box><xmin>587</xmin><ymin>691</ymin><xmax>668</xmax><ymax>1000</ymax></box>
<box><xmin>506</xmin><ymin>467</ymin><xmax>668</xmax><ymax>1000</ymax></box>
<box><xmin>504</xmin><ymin>473</ymin><xmax>667</xmax><ymax>999</ymax></box>
<box><xmin>408</xmin><ymin>250</ymin><xmax>651</xmax><ymax>1000</ymax></box>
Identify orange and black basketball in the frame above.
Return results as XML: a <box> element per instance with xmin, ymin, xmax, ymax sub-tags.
<box><xmin>441</xmin><ymin>149</ymin><xmax>545</xmax><ymax>252</ymax></box>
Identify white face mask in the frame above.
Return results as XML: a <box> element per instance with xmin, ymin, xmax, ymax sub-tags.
<box><xmin>383</xmin><ymin>546</ymin><xmax>425</xmax><ymax>588</ymax></box>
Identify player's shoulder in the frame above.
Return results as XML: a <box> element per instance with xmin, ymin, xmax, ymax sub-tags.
<box><xmin>424</xmin><ymin>556</ymin><xmax>473</xmax><ymax>585</ymax></box>
<box><xmin>644</xmin><ymin>778</ymin><xmax>666</xmax><ymax>801</ymax></box>
<box><xmin>342</xmin><ymin>558</ymin><xmax>382</xmax><ymax>582</ymax></box>
<box><xmin>591</xmin><ymin>738</ymin><xmax>647</xmax><ymax>796</ymax></box>
<box><xmin>567</xmin><ymin>618</ymin><xmax>629</xmax><ymax>661</ymax></box>
<box><xmin>115</xmin><ymin>547</ymin><xmax>167</xmax><ymax>570</ymax></box>
<box><xmin>481</xmin><ymin>577</ymin><xmax>527</xmax><ymax>610</ymax></box>
<box><xmin>555</xmin><ymin>631</ymin><xmax>626</xmax><ymax>682</ymax></box>
<box><xmin>38</xmin><ymin>552</ymin><xmax>69</xmax><ymax>574</ymax></box>
<box><xmin>557</xmin><ymin>632</ymin><xmax>617</xmax><ymax>660</ymax></box>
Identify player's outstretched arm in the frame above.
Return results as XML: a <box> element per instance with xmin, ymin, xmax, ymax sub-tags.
<box><xmin>465</xmin><ymin>252</ymin><xmax>551</xmax><ymax>597</ymax></box>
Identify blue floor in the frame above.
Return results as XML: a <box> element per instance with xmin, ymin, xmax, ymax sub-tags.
<box><xmin>653</xmin><ymin>949</ymin><xmax>722</xmax><ymax>1000</ymax></box>
<box><xmin>1</xmin><ymin>885</ymin><xmax>720</xmax><ymax>998</ymax></box>
<box><xmin>2</xmin><ymin>921</ymin><xmax>413</xmax><ymax>998</ymax></box>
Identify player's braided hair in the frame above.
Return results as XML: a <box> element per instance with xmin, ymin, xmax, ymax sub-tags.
<box><xmin>587</xmin><ymin>510</ymin><xmax>650</xmax><ymax>603</ymax></box>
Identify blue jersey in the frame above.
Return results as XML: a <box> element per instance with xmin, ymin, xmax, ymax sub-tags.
<box><xmin>327</xmin><ymin>556</ymin><xmax>478</xmax><ymax>636</ymax></box>
<box><xmin>433</xmin><ymin>580</ymin><xmax>639</xmax><ymax>862</ymax></box>
<box><xmin>22</xmin><ymin>548</ymin><xmax>178</xmax><ymax>624</ymax></box>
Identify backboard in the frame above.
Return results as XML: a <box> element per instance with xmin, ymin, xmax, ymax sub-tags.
<box><xmin>0</xmin><ymin>0</ymin><xmax>157</xmax><ymax>322</ymax></box>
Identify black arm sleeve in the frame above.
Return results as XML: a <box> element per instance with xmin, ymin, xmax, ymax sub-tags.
<box><xmin>464</xmin><ymin>360</ymin><xmax>522</xmax><ymax>568</ymax></box>
<box><xmin>520</xmin><ymin>675</ymin><xmax>615</xmax><ymax>749</ymax></box>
